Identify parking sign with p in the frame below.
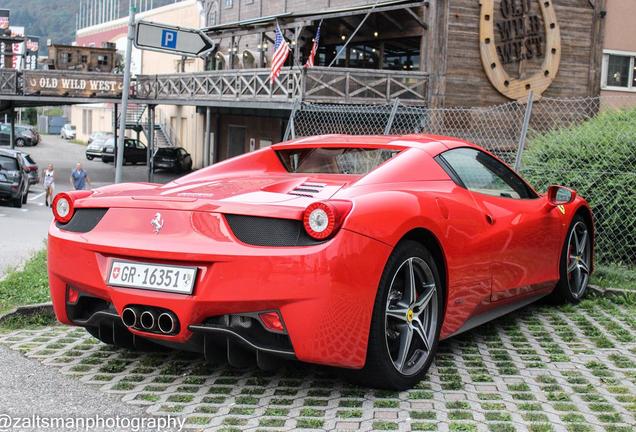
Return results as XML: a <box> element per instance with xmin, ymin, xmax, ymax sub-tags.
<box><xmin>161</xmin><ymin>29</ymin><xmax>177</xmax><ymax>49</ymax></box>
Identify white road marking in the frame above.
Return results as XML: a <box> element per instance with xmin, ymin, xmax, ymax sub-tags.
<box><xmin>29</xmin><ymin>192</ymin><xmax>45</xmax><ymax>201</ymax></box>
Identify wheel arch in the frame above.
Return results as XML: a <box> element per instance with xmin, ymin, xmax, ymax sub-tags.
<box><xmin>398</xmin><ymin>228</ymin><xmax>448</xmax><ymax>318</ymax></box>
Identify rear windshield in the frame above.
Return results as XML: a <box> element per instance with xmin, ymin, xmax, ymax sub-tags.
<box><xmin>0</xmin><ymin>155</ymin><xmax>19</xmax><ymax>171</ymax></box>
<box><xmin>277</xmin><ymin>147</ymin><xmax>399</xmax><ymax>174</ymax></box>
<box><xmin>155</xmin><ymin>148</ymin><xmax>176</xmax><ymax>155</ymax></box>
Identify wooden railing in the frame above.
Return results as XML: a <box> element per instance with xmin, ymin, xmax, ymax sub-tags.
<box><xmin>303</xmin><ymin>67</ymin><xmax>428</xmax><ymax>105</ymax></box>
<box><xmin>1</xmin><ymin>67</ymin><xmax>429</xmax><ymax>105</ymax></box>
<box><xmin>136</xmin><ymin>67</ymin><xmax>303</xmax><ymax>102</ymax></box>
<box><xmin>0</xmin><ymin>70</ymin><xmax>18</xmax><ymax>95</ymax></box>
<box><xmin>136</xmin><ymin>67</ymin><xmax>429</xmax><ymax>105</ymax></box>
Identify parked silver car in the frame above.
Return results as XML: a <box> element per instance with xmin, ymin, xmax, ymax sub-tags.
<box><xmin>60</xmin><ymin>124</ymin><xmax>76</xmax><ymax>140</ymax></box>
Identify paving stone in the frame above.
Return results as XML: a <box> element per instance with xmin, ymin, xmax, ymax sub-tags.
<box><xmin>1</xmin><ymin>297</ymin><xmax>636</xmax><ymax>431</ymax></box>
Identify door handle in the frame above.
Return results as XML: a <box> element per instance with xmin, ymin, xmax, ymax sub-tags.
<box><xmin>485</xmin><ymin>214</ymin><xmax>495</xmax><ymax>225</ymax></box>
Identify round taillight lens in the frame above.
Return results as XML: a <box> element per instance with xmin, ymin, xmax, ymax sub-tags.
<box><xmin>303</xmin><ymin>202</ymin><xmax>336</xmax><ymax>240</ymax></box>
<box><xmin>52</xmin><ymin>193</ymin><xmax>74</xmax><ymax>224</ymax></box>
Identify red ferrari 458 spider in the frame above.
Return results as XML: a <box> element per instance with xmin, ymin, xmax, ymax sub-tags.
<box><xmin>48</xmin><ymin>134</ymin><xmax>593</xmax><ymax>389</ymax></box>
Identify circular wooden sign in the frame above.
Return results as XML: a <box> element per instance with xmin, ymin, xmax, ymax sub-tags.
<box><xmin>479</xmin><ymin>0</ymin><xmax>561</xmax><ymax>102</ymax></box>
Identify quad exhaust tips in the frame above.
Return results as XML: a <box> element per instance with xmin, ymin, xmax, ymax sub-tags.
<box><xmin>121</xmin><ymin>306</ymin><xmax>178</xmax><ymax>335</ymax></box>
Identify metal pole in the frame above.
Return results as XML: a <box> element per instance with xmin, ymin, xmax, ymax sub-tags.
<box><xmin>204</xmin><ymin>107</ymin><xmax>211</xmax><ymax>167</ymax></box>
<box><xmin>148</xmin><ymin>105</ymin><xmax>155</xmax><ymax>182</ymax></box>
<box><xmin>115</xmin><ymin>6</ymin><xmax>136</xmax><ymax>184</ymax></box>
<box><xmin>384</xmin><ymin>98</ymin><xmax>400</xmax><ymax>135</ymax></box>
<box><xmin>9</xmin><ymin>109</ymin><xmax>15</xmax><ymax>150</ymax></box>
<box><xmin>514</xmin><ymin>91</ymin><xmax>533</xmax><ymax>172</ymax></box>
<box><xmin>113</xmin><ymin>103</ymin><xmax>118</xmax><ymax>142</ymax></box>
<box><xmin>283</xmin><ymin>99</ymin><xmax>300</xmax><ymax>141</ymax></box>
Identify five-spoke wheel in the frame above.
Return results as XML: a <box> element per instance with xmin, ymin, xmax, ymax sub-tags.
<box><xmin>551</xmin><ymin>214</ymin><xmax>592</xmax><ymax>304</ymax></box>
<box><xmin>354</xmin><ymin>240</ymin><xmax>443</xmax><ymax>390</ymax></box>
<box><xmin>385</xmin><ymin>257</ymin><xmax>438</xmax><ymax>376</ymax></box>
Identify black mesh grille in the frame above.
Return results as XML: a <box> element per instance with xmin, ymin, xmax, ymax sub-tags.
<box><xmin>224</xmin><ymin>214</ymin><xmax>325</xmax><ymax>247</ymax></box>
<box><xmin>56</xmin><ymin>208</ymin><xmax>108</xmax><ymax>233</ymax></box>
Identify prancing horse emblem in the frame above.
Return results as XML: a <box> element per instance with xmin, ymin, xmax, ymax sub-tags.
<box><xmin>151</xmin><ymin>212</ymin><xmax>164</xmax><ymax>234</ymax></box>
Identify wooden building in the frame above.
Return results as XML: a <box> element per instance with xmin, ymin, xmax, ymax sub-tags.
<box><xmin>44</xmin><ymin>43</ymin><xmax>118</xmax><ymax>73</ymax></box>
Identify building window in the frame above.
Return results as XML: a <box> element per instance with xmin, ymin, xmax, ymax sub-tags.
<box><xmin>224</xmin><ymin>0</ymin><xmax>233</xmax><ymax>8</ymax></box>
<box><xmin>97</xmin><ymin>55</ymin><xmax>108</xmax><ymax>66</ymax></box>
<box><xmin>81</xmin><ymin>55</ymin><xmax>88</xmax><ymax>64</ymax></box>
<box><xmin>602</xmin><ymin>51</ymin><xmax>636</xmax><ymax>91</ymax></box>
<box><xmin>61</xmin><ymin>52</ymin><xmax>72</xmax><ymax>64</ymax></box>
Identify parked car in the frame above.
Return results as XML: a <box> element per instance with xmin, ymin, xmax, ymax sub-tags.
<box><xmin>85</xmin><ymin>133</ymin><xmax>114</xmax><ymax>160</ymax></box>
<box><xmin>88</xmin><ymin>131</ymin><xmax>112</xmax><ymax>144</ymax></box>
<box><xmin>47</xmin><ymin>134</ymin><xmax>594</xmax><ymax>389</ymax></box>
<box><xmin>153</xmin><ymin>147</ymin><xmax>193</xmax><ymax>173</ymax></box>
<box><xmin>0</xmin><ymin>148</ymin><xmax>29</xmax><ymax>207</ymax></box>
<box><xmin>0</xmin><ymin>123</ymin><xmax>40</xmax><ymax>147</ymax></box>
<box><xmin>60</xmin><ymin>124</ymin><xmax>77</xmax><ymax>140</ymax></box>
<box><xmin>101</xmin><ymin>138</ymin><xmax>147</xmax><ymax>164</ymax></box>
<box><xmin>18</xmin><ymin>152</ymin><xmax>39</xmax><ymax>186</ymax></box>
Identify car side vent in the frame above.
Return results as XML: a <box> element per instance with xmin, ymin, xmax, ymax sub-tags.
<box><xmin>55</xmin><ymin>208</ymin><xmax>108</xmax><ymax>233</ymax></box>
<box><xmin>225</xmin><ymin>214</ymin><xmax>326</xmax><ymax>247</ymax></box>
<box><xmin>288</xmin><ymin>182</ymin><xmax>327</xmax><ymax>198</ymax></box>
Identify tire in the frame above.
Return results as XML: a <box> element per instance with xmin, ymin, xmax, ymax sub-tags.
<box><xmin>350</xmin><ymin>240</ymin><xmax>444</xmax><ymax>390</ymax></box>
<box><xmin>13</xmin><ymin>195</ymin><xmax>22</xmax><ymax>208</ymax></box>
<box><xmin>86</xmin><ymin>155</ymin><xmax>94</xmax><ymax>161</ymax></box>
<box><xmin>21</xmin><ymin>189</ymin><xmax>28</xmax><ymax>204</ymax></box>
<box><xmin>15</xmin><ymin>138</ymin><xmax>25</xmax><ymax>147</ymax></box>
<box><xmin>549</xmin><ymin>214</ymin><xmax>592</xmax><ymax>304</ymax></box>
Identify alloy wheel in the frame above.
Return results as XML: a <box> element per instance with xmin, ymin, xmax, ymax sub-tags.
<box><xmin>384</xmin><ymin>257</ymin><xmax>438</xmax><ymax>376</ymax></box>
<box><xmin>566</xmin><ymin>221</ymin><xmax>591</xmax><ymax>298</ymax></box>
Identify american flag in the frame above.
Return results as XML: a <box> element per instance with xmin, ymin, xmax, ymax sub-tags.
<box><xmin>270</xmin><ymin>23</ymin><xmax>291</xmax><ymax>82</ymax></box>
<box><xmin>304</xmin><ymin>24</ymin><xmax>321</xmax><ymax>69</ymax></box>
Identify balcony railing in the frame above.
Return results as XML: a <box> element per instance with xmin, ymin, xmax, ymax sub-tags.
<box><xmin>0</xmin><ymin>67</ymin><xmax>429</xmax><ymax>106</ymax></box>
<box><xmin>136</xmin><ymin>67</ymin><xmax>429</xmax><ymax>105</ymax></box>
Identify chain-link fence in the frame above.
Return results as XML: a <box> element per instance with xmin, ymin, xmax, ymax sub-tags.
<box><xmin>286</xmin><ymin>96</ymin><xmax>636</xmax><ymax>268</ymax></box>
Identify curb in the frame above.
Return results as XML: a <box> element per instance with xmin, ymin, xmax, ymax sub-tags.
<box><xmin>0</xmin><ymin>302</ymin><xmax>55</xmax><ymax>324</ymax></box>
<box><xmin>589</xmin><ymin>284</ymin><xmax>635</xmax><ymax>297</ymax></box>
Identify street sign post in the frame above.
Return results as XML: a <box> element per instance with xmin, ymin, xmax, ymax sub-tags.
<box><xmin>134</xmin><ymin>21</ymin><xmax>215</xmax><ymax>57</ymax></box>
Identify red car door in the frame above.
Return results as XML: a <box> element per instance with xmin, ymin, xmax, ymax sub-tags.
<box><xmin>438</xmin><ymin>147</ymin><xmax>564</xmax><ymax>301</ymax></box>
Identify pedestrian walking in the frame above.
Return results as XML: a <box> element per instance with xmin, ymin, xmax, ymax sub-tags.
<box><xmin>42</xmin><ymin>164</ymin><xmax>55</xmax><ymax>207</ymax></box>
<box><xmin>70</xmin><ymin>163</ymin><xmax>92</xmax><ymax>191</ymax></box>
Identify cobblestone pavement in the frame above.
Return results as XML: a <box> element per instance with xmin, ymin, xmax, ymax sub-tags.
<box><xmin>1</xmin><ymin>297</ymin><xmax>635</xmax><ymax>432</ymax></box>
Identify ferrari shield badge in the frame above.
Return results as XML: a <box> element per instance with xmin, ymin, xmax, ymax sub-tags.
<box><xmin>557</xmin><ymin>205</ymin><xmax>566</xmax><ymax>215</ymax></box>
<box><xmin>479</xmin><ymin>0</ymin><xmax>561</xmax><ymax>101</ymax></box>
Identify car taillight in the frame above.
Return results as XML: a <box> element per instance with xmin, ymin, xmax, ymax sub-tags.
<box><xmin>52</xmin><ymin>191</ymin><xmax>93</xmax><ymax>224</ymax></box>
<box><xmin>302</xmin><ymin>200</ymin><xmax>352</xmax><ymax>240</ymax></box>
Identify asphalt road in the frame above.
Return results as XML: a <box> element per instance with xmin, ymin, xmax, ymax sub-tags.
<box><xmin>0</xmin><ymin>135</ymin><xmax>179</xmax><ymax>278</ymax></box>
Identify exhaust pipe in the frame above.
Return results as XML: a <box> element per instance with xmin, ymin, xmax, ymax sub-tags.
<box><xmin>139</xmin><ymin>310</ymin><xmax>157</xmax><ymax>330</ymax></box>
<box><xmin>121</xmin><ymin>307</ymin><xmax>138</xmax><ymax>328</ymax></box>
<box><xmin>157</xmin><ymin>312</ymin><xmax>177</xmax><ymax>334</ymax></box>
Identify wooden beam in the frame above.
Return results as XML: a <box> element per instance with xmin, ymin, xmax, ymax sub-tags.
<box><xmin>204</xmin><ymin>2</ymin><xmax>427</xmax><ymax>40</ymax></box>
<box><xmin>380</xmin><ymin>12</ymin><xmax>404</xmax><ymax>31</ymax></box>
<box><xmin>405</xmin><ymin>7</ymin><xmax>428</xmax><ymax>29</ymax></box>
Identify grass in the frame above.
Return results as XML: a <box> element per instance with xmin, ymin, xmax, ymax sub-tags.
<box><xmin>0</xmin><ymin>249</ymin><xmax>50</xmax><ymax>315</ymax></box>
<box><xmin>69</xmin><ymin>139</ymin><xmax>87</xmax><ymax>146</ymax></box>
<box><xmin>591</xmin><ymin>264</ymin><xmax>636</xmax><ymax>291</ymax></box>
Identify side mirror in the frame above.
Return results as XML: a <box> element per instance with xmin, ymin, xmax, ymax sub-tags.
<box><xmin>547</xmin><ymin>185</ymin><xmax>576</xmax><ymax>206</ymax></box>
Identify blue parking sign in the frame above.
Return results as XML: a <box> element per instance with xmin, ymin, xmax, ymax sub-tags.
<box><xmin>161</xmin><ymin>29</ymin><xmax>177</xmax><ymax>49</ymax></box>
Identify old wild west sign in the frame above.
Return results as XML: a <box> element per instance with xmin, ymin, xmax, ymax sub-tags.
<box><xmin>479</xmin><ymin>0</ymin><xmax>561</xmax><ymax>101</ymax></box>
<box><xmin>23</xmin><ymin>71</ymin><xmax>123</xmax><ymax>98</ymax></box>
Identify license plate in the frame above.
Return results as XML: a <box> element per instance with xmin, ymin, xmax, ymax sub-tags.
<box><xmin>107</xmin><ymin>260</ymin><xmax>197</xmax><ymax>294</ymax></box>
